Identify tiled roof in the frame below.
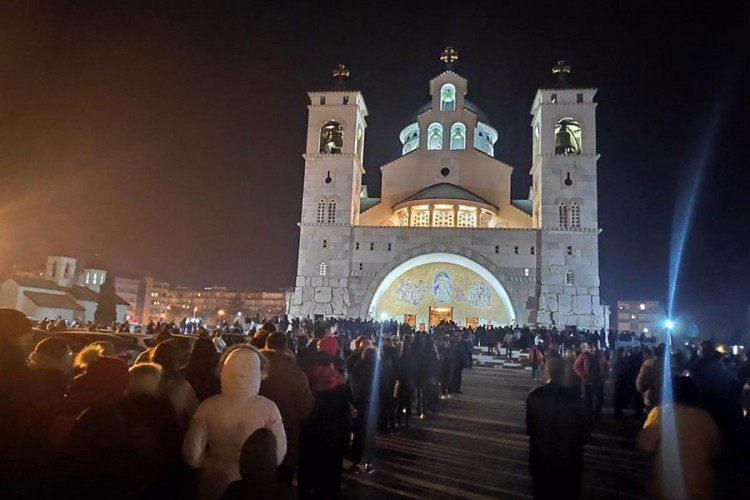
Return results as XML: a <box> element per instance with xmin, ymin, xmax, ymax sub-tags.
<box><xmin>11</xmin><ymin>277</ymin><xmax>67</xmax><ymax>291</ymax></box>
<box><xmin>70</xmin><ymin>285</ymin><xmax>130</xmax><ymax>306</ymax></box>
<box><xmin>24</xmin><ymin>291</ymin><xmax>85</xmax><ymax>311</ymax></box>
<box><xmin>395</xmin><ymin>183</ymin><xmax>496</xmax><ymax>208</ymax></box>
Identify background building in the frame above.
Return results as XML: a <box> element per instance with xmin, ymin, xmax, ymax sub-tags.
<box><xmin>139</xmin><ymin>276</ymin><xmax>171</xmax><ymax>325</ymax></box>
<box><xmin>616</xmin><ymin>300</ymin><xmax>665</xmax><ymax>335</ymax></box>
<box><xmin>167</xmin><ymin>286</ymin><xmax>286</xmax><ymax>324</ymax></box>
<box><xmin>289</xmin><ymin>53</ymin><xmax>607</xmax><ymax>330</ymax></box>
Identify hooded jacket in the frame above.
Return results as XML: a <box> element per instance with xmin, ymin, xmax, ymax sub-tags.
<box><xmin>183</xmin><ymin>347</ymin><xmax>287</xmax><ymax>500</ymax></box>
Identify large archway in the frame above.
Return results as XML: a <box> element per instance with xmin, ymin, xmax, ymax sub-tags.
<box><xmin>368</xmin><ymin>252</ymin><xmax>516</xmax><ymax>328</ymax></box>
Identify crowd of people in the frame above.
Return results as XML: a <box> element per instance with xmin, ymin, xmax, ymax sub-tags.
<box><xmin>0</xmin><ymin>309</ymin><xmax>476</xmax><ymax>500</ymax></box>
<box><xmin>4</xmin><ymin>307</ymin><xmax>750</xmax><ymax>499</ymax></box>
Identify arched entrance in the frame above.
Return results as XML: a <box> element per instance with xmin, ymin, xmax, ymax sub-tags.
<box><xmin>368</xmin><ymin>252</ymin><xmax>515</xmax><ymax>329</ymax></box>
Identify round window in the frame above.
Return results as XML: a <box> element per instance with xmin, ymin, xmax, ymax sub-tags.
<box><xmin>440</xmin><ymin>167</ymin><xmax>450</xmax><ymax>177</ymax></box>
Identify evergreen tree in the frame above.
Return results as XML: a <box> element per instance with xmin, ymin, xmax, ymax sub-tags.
<box><xmin>94</xmin><ymin>274</ymin><xmax>118</xmax><ymax>325</ymax></box>
<box><xmin>228</xmin><ymin>293</ymin><xmax>244</xmax><ymax>317</ymax></box>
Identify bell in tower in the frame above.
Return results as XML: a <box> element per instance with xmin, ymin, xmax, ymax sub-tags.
<box><xmin>554</xmin><ymin>119</ymin><xmax>581</xmax><ymax>155</ymax></box>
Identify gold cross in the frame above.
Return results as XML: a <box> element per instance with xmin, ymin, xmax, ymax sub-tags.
<box><xmin>440</xmin><ymin>46</ymin><xmax>459</xmax><ymax>67</ymax></box>
<box><xmin>332</xmin><ymin>64</ymin><xmax>350</xmax><ymax>79</ymax></box>
<box><xmin>552</xmin><ymin>60</ymin><xmax>571</xmax><ymax>76</ymax></box>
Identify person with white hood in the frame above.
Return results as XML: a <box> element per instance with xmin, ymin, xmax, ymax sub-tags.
<box><xmin>183</xmin><ymin>344</ymin><xmax>287</xmax><ymax>500</ymax></box>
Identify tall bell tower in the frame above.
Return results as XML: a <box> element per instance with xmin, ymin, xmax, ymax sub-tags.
<box><xmin>530</xmin><ymin>61</ymin><xmax>605</xmax><ymax>328</ymax></box>
<box><xmin>290</xmin><ymin>65</ymin><xmax>368</xmax><ymax>317</ymax></box>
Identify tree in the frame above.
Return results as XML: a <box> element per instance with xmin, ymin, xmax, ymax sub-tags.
<box><xmin>228</xmin><ymin>293</ymin><xmax>244</xmax><ymax>317</ymax></box>
<box><xmin>94</xmin><ymin>275</ymin><xmax>118</xmax><ymax>325</ymax></box>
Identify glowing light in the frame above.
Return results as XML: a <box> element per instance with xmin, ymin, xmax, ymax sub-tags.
<box><xmin>665</xmin><ymin>319</ymin><xmax>675</xmax><ymax>330</ymax></box>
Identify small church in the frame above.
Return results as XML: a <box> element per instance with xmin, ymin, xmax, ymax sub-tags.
<box><xmin>0</xmin><ymin>255</ymin><xmax>129</xmax><ymax>323</ymax></box>
<box><xmin>288</xmin><ymin>49</ymin><xmax>608</xmax><ymax>330</ymax></box>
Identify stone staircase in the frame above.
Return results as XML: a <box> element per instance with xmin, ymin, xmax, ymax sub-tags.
<box><xmin>472</xmin><ymin>346</ymin><xmax>532</xmax><ymax>370</ymax></box>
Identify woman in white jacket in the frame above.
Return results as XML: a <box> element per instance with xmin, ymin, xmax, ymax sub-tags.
<box><xmin>183</xmin><ymin>344</ymin><xmax>287</xmax><ymax>500</ymax></box>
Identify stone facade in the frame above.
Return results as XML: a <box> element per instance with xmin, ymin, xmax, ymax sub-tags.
<box><xmin>289</xmin><ymin>63</ymin><xmax>607</xmax><ymax>329</ymax></box>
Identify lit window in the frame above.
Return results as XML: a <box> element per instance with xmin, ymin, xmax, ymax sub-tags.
<box><xmin>570</xmin><ymin>201</ymin><xmax>581</xmax><ymax>228</ymax></box>
<box><xmin>639</xmin><ymin>303</ymin><xmax>646</xmax><ymax>311</ymax></box>
<box><xmin>318</xmin><ymin>262</ymin><xmax>327</xmax><ymax>276</ymax></box>
<box><xmin>319</xmin><ymin>121</ymin><xmax>343</xmax><ymax>154</ymax></box>
<box><xmin>85</xmin><ymin>273</ymin><xmax>90</xmax><ymax>285</ymax></box>
<box><xmin>432</xmin><ymin>209</ymin><xmax>454</xmax><ymax>227</ymax></box>
<box><xmin>92</xmin><ymin>274</ymin><xmax>98</xmax><ymax>285</ymax></box>
<box><xmin>524</xmin><ymin>268</ymin><xmax>530</xmax><ymax>277</ymax></box>
<box><xmin>427</xmin><ymin>123</ymin><xmax>443</xmax><ymax>150</ymax></box>
<box><xmin>327</xmin><ymin>200</ymin><xmax>336</xmax><ymax>224</ymax></box>
<box><xmin>559</xmin><ymin>202</ymin><xmax>568</xmax><ymax>228</ymax></box>
<box><xmin>411</xmin><ymin>210</ymin><xmax>430</xmax><ymax>227</ymax></box>
<box><xmin>440</xmin><ymin>84</ymin><xmax>456</xmax><ymax>111</ymax></box>
<box><xmin>317</xmin><ymin>199</ymin><xmax>326</xmax><ymax>224</ymax></box>
<box><xmin>457</xmin><ymin>210</ymin><xmax>476</xmax><ymax>227</ymax></box>
<box><xmin>554</xmin><ymin>118</ymin><xmax>582</xmax><ymax>155</ymax></box>
<box><xmin>630</xmin><ymin>313</ymin><xmax>638</xmax><ymax>320</ymax></box>
<box><xmin>565</xmin><ymin>269</ymin><xmax>574</xmax><ymax>285</ymax></box>
<box><xmin>642</xmin><ymin>327</ymin><xmax>649</xmax><ymax>334</ymax></box>
<box><xmin>450</xmin><ymin>123</ymin><xmax>466</xmax><ymax>150</ymax></box>
<box><xmin>398</xmin><ymin>211</ymin><xmax>409</xmax><ymax>226</ymax></box>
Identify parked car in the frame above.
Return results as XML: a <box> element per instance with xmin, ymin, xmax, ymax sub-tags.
<box><xmin>28</xmin><ymin>329</ymin><xmax>145</xmax><ymax>366</ymax></box>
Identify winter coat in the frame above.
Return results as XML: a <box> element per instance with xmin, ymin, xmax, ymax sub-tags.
<box><xmin>259</xmin><ymin>349</ymin><xmax>314</xmax><ymax>466</ymax></box>
<box><xmin>636</xmin><ymin>357</ymin><xmax>664</xmax><ymax>407</ymax></box>
<box><xmin>183</xmin><ymin>348</ymin><xmax>287</xmax><ymax>500</ymax></box>
<box><xmin>159</xmin><ymin>373</ymin><xmax>199</xmax><ymax>428</ymax></box>
<box><xmin>573</xmin><ymin>351</ymin><xmax>608</xmax><ymax>386</ymax></box>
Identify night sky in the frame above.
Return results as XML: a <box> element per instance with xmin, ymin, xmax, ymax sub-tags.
<box><xmin>0</xmin><ymin>1</ymin><xmax>747</xmax><ymax>336</ymax></box>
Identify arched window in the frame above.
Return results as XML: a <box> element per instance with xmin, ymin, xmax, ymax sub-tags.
<box><xmin>558</xmin><ymin>201</ymin><xmax>568</xmax><ymax>228</ymax></box>
<box><xmin>432</xmin><ymin>208</ymin><xmax>454</xmax><ymax>227</ymax></box>
<box><xmin>457</xmin><ymin>210</ymin><xmax>476</xmax><ymax>227</ymax></box>
<box><xmin>427</xmin><ymin>123</ymin><xmax>443</xmax><ymax>150</ymax></box>
<box><xmin>317</xmin><ymin>199</ymin><xmax>326</xmax><ymax>223</ymax></box>
<box><xmin>450</xmin><ymin>123</ymin><xmax>466</xmax><ymax>150</ymax></box>
<box><xmin>318</xmin><ymin>262</ymin><xmax>327</xmax><ymax>276</ymax></box>
<box><xmin>554</xmin><ymin>118</ymin><xmax>582</xmax><ymax>155</ymax></box>
<box><xmin>319</xmin><ymin>121</ymin><xmax>343</xmax><ymax>154</ymax></box>
<box><xmin>570</xmin><ymin>201</ymin><xmax>581</xmax><ymax>228</ymax></box>
<box><xmin>398</xmin><ymin>211</ymin><xmax>409</xmax><ymax>226</ymax></box>
<box><xmin>440</xmin><ymin>84</ymin><xmax>456</xmax><ymax>111</ymax></box>
<box><xmin>565</xmin><ymin>269</ymin><xmax>575</xmax><ymax>285</ymax></box>
<box><xmin>327</xmin><ymin>200</ymin><xmax>337</xmax><ymax>224</ymax></box>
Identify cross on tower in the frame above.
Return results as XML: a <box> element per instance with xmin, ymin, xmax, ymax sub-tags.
<box><xmin>332</xmin><ymin>64</ymin><xmax>350</xmax><ymax>89</ymax></box>
<box><xmin>440</xmin><ymin>46</ymin><xmax>459</xmax><ymax>70</ymax></box>
<box><xmin>552</xmin><ymin>60</ymin><xmax>571</xmax><ymax>86</ymax></box>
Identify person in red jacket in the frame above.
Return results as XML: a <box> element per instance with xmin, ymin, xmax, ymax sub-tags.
<box><xmin>528</xmin><ymin>345</ymin><xmax>545</xmax><ymax>382</ymax></box>
<box><xmin>574</xmin><ymin>344</ymin><xmax>609</xmax><ymax>423</ymax></box>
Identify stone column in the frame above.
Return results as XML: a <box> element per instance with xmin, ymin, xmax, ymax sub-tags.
<box><xmin>428</xmin><ymin>204</ymin><xmax>435</xmax><ymax>227</ymax></box>
<box><xmin>452</xmin><ymin>205</ymin><xmax>458</xmax><ymax>227</ymax></box>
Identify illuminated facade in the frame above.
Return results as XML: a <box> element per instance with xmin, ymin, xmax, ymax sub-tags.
<box><xmin>289</xmin><ymin>53</ymin><xmax>608</xmax><ymax>329</ymax></box>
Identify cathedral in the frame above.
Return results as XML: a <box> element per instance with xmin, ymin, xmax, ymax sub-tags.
<box><xmin>288</xmin><ymin>49</ymin><xmax>608</xmax><ymax>330</ymax></box>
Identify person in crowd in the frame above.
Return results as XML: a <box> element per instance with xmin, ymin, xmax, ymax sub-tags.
<box><xmin>562</xmin><ymin>347</ymin><xmax>581</xmax><ymax>392</ymax></box>
<box><xmin>252</xmin><ymin>322</ymin><xmax>277</xmax><ymax>349</ymax></box>
<box><xmin>298</xmin><ymin>324</ymin><xmax>328</xmax><ymax>371</ymax></box>
<box><xmin>689</xmin><ymin>340</ymin><xmax>741</xmax><ymax>437</ymax></box>
<box><xmin>298</xmin><ymin>343</ymin><xmax>352</xmax><ymax>499</ymax></box>
<box><xmin>637</xmin><ymin>376</ymin><xmax>721</xmax><ymax>500</ymax></box>
<box><xmin>68</xmin><ymin>351</ymin><xmax>129</xmax><ymax>412</ymax></box>
<box><xmin>612</xmin><ymin>347</ymin><xmax>632</xmax><ymax>419</ymax></box>
<box><xmin>574</xmin><ymin>344</ymin><xmax>609</xmax><ymax>423</ymax></box>
<box><xmin>380</xmin><ymin>335</ymin><xmax>400</xmax><ymax>431</ymax></box>
<box><xmin>395</xmin><ymin>336</ymin><xmax>417</xmax><ymax>427</ymax></box>
<box><xmin>636</xmin><ymin>343</ymin><xmax>665</xmax><ymax>410</ymax></box>
<box><xmin>526</xmin><ymin>356</ymin><xmax>590</xmax><ymax>500</ymax></box>
<box><xmin>528</xmin><ymin>344</ymin><xmax>545</xmax><ymax>382</ymax></box>
<box><xmin>212</xmin><ymin>330</ymin><xmax>227</xmax><ymax>353</ymax></box>
<box><xmin>62</xmin><ymin>362</ymin><xmax>185</xmax><ymax>499</ymax></box>
<box><xmin>183</xmin><ymin>344</ymin><xmax>286</xmax><ymax>500</ymax></box>
<box><xmin>221</xmin><ymin>429</ymin><xmax>295</xmax><ymax>500</ymax></box>
<box><xmin>350</xmin><ymin>346</ymin><xmax>380</xmax><ymax>472</ymax></box>
<box><xmin>438</xmin><ymin>339</ymin><xmax>453</xmax><ymax>399</ymax></box>
<box><xmin>135</xmin><ymin>328</ymin><xmax>173</xmax><ymax>364</ymax></box>
<box><xmin>450</xmin><ymin>336</ymin><xmax>467</xmax><ymax>394</ymax></box>
<box><xmin>260</xmin><ymin>331</ymin><xmax>315</xmax><ymax>484</ymax></box>
<box><xmin>345</xmin><ymin>334</ymin><xmax>370</xmax><ymax>376</ymax></box>
<box><xmin>183</xmin><ymin>337</ymin><xmax>221</xmax><ymax>402</ymax></box>
<box><xmin>152</xmin><ymin>340</ymin><xmax>199</xmax><ymax>426</ymax></box>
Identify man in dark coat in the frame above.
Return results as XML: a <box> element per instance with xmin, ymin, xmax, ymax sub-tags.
<box><xmin>260</xmin><ymin>332</ymin><xmax>315</xmax><ymax>484</ymax></box>
<box><xmin>526</xmin><ymin>356</ymin><xmax>590</xmax><ymax>500</ymax></box>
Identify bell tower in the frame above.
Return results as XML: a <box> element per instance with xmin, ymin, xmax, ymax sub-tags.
<box><xmin>290</xmin><ymin>65</ymin><xmax>368</xmax><ymax>317</ymax></box>
<box><xmin>530</xmin><ymin>61</ymin><xmax>605</xmax><ymax>328</ymax></box>
<box><xmin>530</xmin><ymin>61</ymin><xmax>598</xmax><ymax>230</ymax></box>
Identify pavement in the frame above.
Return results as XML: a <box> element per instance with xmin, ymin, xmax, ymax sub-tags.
<box><xmin>340</xmin><ymin>365</ymin><xmax>750</xmax><ymax>499</ymax></box>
